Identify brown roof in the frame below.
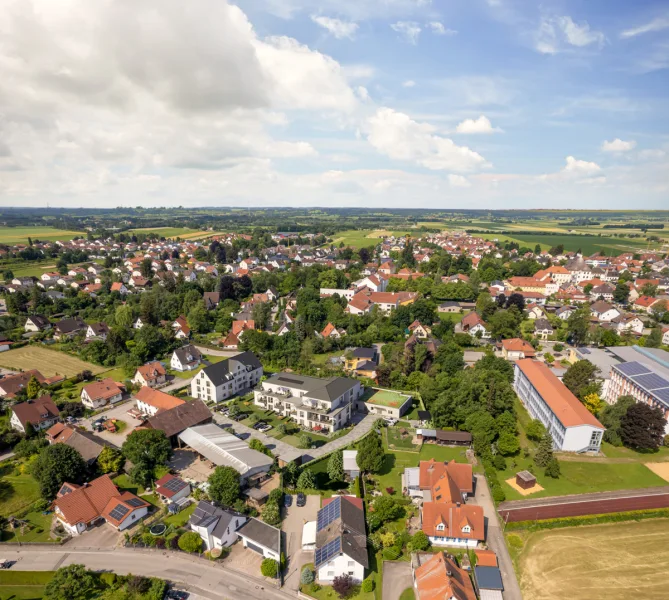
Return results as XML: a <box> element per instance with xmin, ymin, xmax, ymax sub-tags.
<box><xmin>474</xmin><ymin>549</ymin><xmax>498</xmax><ymax>568</ymax></box>
<box><xmin>82</xmin><ymin>378</ymin><xmax>122</xmax><ymax>402</ymax></box>
<box><xmin>53</xmin><ymin>475</ymin><xmax>120</xmax><ymax>526</ymax></box>
<box><xmin>516</xmin><ymin>359</ymin><xmax>604</xmax><ymax>429</ymax></box>
<box><xmin>11</xmin><ymin>395</ymin><xmax>59</xmax><ymax>428</ymax></box>
<box><xmin>421</xmin><ymin>502</ymin><xmax>484</xmax><ymax>542</ymax></box>
<box><xmin>145</xmin><ymin>399</ymin><xmax>212</xmax><ymax>438</ymax></box>
<box><xmin>101</xmin><ymin>491</ymin><xmax>150</xmax><ymax>527</ymax></box>
<box><xmin>135</xmin><ymin>361</ymin><xmax>166</xmax><ymax>382</ymax></box>
<box><xmin>501</xmin><ymin>338</ymin><xmax>536</xmax><ymax>356</ymax></box>
<box><xmin>419</xmin><ymin>459</ymin><xmax>473</xmax><ymax>497</ymax></box>
<box><xmin>415</xmin><ymin>552</ymin><xmax>476</xmax><ymax>600</ymax></box>
<box><xmin>0</xmin><ymin>370</ymin><xmax>46</xmax><ymax>398</ymax></box>
<box><xmin>135</xmin><ymin>387</ymin><xmax>185</xmax><ymax>412</ymax></box>
<box><xmin>51</xmin><ymin>426</ymin><xmax>107</xmax><ymax>463</ymax></box>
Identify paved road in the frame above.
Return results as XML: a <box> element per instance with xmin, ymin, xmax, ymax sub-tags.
<box><xmin>8</xmin><ymin>547</ymin><xmax>298</xmax><ymax>600</ymax></box>
<box><xmin>304</xmin><ymin>413</ymin><xmax>377</xmax><ymax>461</ymax></box>
<box><xmin>472</xmin><ymin>474</ymin><xmax>523</xmax><ymax>600</ymax></box>
<box><xmin>194</xmin><ymin>346</ymin><xmax>241</xmax><ymax>358</ymax></box>
<box><xmin>382</xmin><ymin>561</ymin><xmax>413</xmax><ymax>600</ymax></box>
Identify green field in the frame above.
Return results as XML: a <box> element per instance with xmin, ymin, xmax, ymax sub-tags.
<box><xmin>0</xmin><ymin>346</ymin><xmax>105</xmax><ymax>378</ymax></box>
<box><xmin>0</xmin><ymin>462</ymin><xmax>42</xmax><ymax>517</ymax></box>
<box><xmin>332</xmin><ymin>229</ymin><xmax>411</xmax><ymax>248</ymax></box>
<box><xmin>0</xmin><ymin>571</ymin><xmax>54</xmax><ymax>600</ymax></box>
<box><xmin>126</xmin><ymin>227</ymin><xmax>202</xmax><ymax>239</ymax></box>
<box><xmin>0</xmin><ymin>226</ymin><xmax>82</xmax><ymax>245</ymax></box>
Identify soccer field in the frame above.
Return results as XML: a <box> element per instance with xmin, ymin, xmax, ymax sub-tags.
<box><xmin>509</xmin><ymin>519</ymin><xmax>669</xmax><ymax>600</ymax></box>
<box><xmin>0</xmin><ymin>346</ymin><xmax>105</xmax><ymax>378</ymax></box>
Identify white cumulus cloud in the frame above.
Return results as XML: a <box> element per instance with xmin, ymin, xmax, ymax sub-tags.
<box><xmin>448</xmin><ymin>174</ymin><xmax>471</xmax><ymax>187</ymax></box>
<box><xmin>536</xmin><ymin>16</ymin><xmax>605</xmax><ymax>54</ymax></box>
<box><xmin>365</xmin><ymin>108</ymin><xmax>488</xmax><ymax>172</ymax></box>
<box><xmin>562</xmin><ymin>155</ymin><xmax>602</xmax><ymax>177</ymax></box>
<box><xmin>310</xmin><ymin>15</ymin><xmax>359</xmax><ymax>39</ymax></box>
<box><xmin>601</xmin><ymin>139</ymin><xmax>637</xmax><ymax>152</ymax></box>
<box><xmin>391</xmin><ymin>21</ymin><xmax>422</xmax><ymax>44</ymax></box>
<box><xmin>455</xmin><ymin>115</ymin><xmax>501</xmax><ymax>134</ymax></box>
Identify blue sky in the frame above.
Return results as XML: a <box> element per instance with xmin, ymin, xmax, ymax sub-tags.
<box><xmin>0</xmin><ymin>0</ymin><xmax>667</xmax><ymax>208</ymax></box>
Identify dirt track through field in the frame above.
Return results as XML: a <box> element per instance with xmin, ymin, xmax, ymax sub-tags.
<box><xmin>517</xmin><ymin>519</ymin><xmax>669</xmax><ymax>600</ymax></box>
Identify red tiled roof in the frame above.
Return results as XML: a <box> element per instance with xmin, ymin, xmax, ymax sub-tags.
<box><xmin>415</xmin><ymin>552</ymin><xmax>476</xmax><ymax>600</ymax></box>
<box><xmin>135</xmin><ymin>387</ymin><xmax>185</xmax><ymax>412</ymax></box>
<box><xmin>421</xmin><ymin>502</ymin><xmax>484</xmax><ymax>542</ymax></box>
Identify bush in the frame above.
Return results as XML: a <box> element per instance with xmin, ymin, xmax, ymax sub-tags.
<box><xmin>409</xmin><ymin>530</ymin><xmax>430</xmax><ymax>552</ymax></box>
<box><xmin>100</xmin><ymin>572</ymin><xmax>117</xmax><ymax>587</ymax></box>
<box><xmin>261</xmin><ymin>558</ymin><xmax>279</xmax><ymax>578</ymax></box>
<box><xmin>492</xmin><ymin>454</ymin><xmax>507</xmax><ymax>471</ymax></box>
<box><xmin>544</xmin><ymin>458</ymin><xmax>561</xmax><ymax>479</ymax></box>
<box><xmin>332</xmin><ymin>573</ymin><xmax>354</xmax><ymax>598</ymax></box>
<box><xmin>385</xmin><ymin>487</ymin><xmax>395</xmax><ymax>495</ymax></box>
<box><xmin>361</xmin><ymin>576</ymin><xmax>375</xmax><ymax>593</ymax></box>
<box><xmin>177</xmin><ymin>532</ymin><xmax>203</xmax><ymax>553</ymax></box>
<box><xmin>33</xmin><ymin>498</ymin><xmax>50</xmax><ymax>512</ymax></box>
<box><xmin>491</xmin><ymin>485</ymin><xmax>506</xmax><ymax>503</ymax></box>
<box><xmin>300</xmin><ymin>566</ymin><xmax>315</xmax><ymax>585</ymax></box>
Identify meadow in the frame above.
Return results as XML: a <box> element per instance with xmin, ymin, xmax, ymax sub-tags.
<box><xmin>0</xmin><ymin>346</ymin><xmax>105</xmax><ymax>378</ymax></box>
<box><xmin>509</xmin><ymin>519</ymin><xmax>669</xmax><ymax>600</ymax></box>
<box><xmin>0</xmin><ymin>226</ymin><xmax>82</xmax><ymax>245</ymax></box>
<box><xmin>332</xmin><ymin>229</ymin><xmax>411</xmax><ymax>248</ymax></box>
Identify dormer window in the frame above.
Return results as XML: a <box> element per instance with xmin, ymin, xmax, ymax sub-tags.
<box><xmin>436</xmin><ymin>523</ymin><xmax>445</xmax><ymax>531</ymax></box>
<box><xmin>462</xmin><ymin>525</ymin><xmax>471</xmax><ymax>533</ymax></box>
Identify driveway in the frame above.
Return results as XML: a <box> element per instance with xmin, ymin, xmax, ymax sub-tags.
<box><xmin>304</xmin><ymin>413</ymin><xmax>377</xmax><ymax>461</ymax></box>
<box><xmin>194</xmin><ymin>346</ymin><xmax>240</xmax><ymax>358</ymax></box>
<box><xmin>226</xmin><ymin>541</ymin><xmax>267</xmax><ymax>579</ymax></box>
<box><xmin>382</xmin><ymin>561</ymin><xmax>413</xmax><ymax>600</ymax></box>
<box><xmin>65</xmin><ymin>522</ymin><xmax>121</xmax><ymax>548</ymax></box>
<box><xmin>81</xmin><ymin>401</ymin><xmax>144</xmax><ymax>446</ymax></box>
<box><xmin>162</xmin><ymin>376</ymin><xmax>195</xmax><ymax>393</ymax></box>
<box><xmin>471</xmin><ymin>473</ymin><xmax>523</xmax><ymax>600</ymax></box>
<box><xmin>282</xmin><ymin>494</ymin><xmax>320</xmax><ymax>591</ymax></box>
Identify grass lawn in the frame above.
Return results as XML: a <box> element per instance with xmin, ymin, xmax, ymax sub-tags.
<box><xmin>600</xmin><ymin>442</ymin><xmax>669</xmax><ymax>462</ymax></box>
<box><xmin>508</xmin><ymin>518</ymin><xmax>669</xmax><ymax>600</ymax></box>
<box><xmin>361</xmin><ymin>388</ymin><xmax>412</xmax><ymax>410</ymax></box>
<box><xmin>399</xmin><ymin>588</ymin><xmax>416</xmax><ymax>600</ymax></box>
<box><xmin>419</xmin><ymin>445</ymin><xmax>470</xmax><ymax>464</ymax></box>
<box><xmin>332</xmin><ymin>229</ymin><xmax>411</xmax><ymax>249</ymax></box>
<box><xmin>402</xmin><ymin>399</ymin><xmax>421</xmax><ymax>421</ymax></box>
<box><xmin>308</xmin><ymin>458</ymin><xmax>349</xmax><ymax>495</ymax></box>
<box><xmin>0</xmin><ymin>571</ymin><xmax>54</xmax><ymax>600</ymax></box>
<box><xmin>0</xmin><ymin>226</ymin><xmax>82</xmax><ymax>244</ymax></box>
<box><xmin>1</xmin><ymin>511</ymin><xmax>54</xmax><ymax>543</ymax></box>
<box><xmin>163</xmin><ymin>502</ymin><xmax>196</xmax><ymax>527</ymax></box>
<box><xmin>386</xmin><ymin>427</ymin><xmax>419</xmax><ymax>452</ymax></box>
<box><xmin>0</xmin><ymin>464</ymin><xmax>41</xmax><ymax>517</ymax></box>
<box><xmin>0</xmin><ymin>346</ymin><xmax>105</xmax><ymax>378</ymax></box>
<box><xmin>438</xmin><ymin>312</ymin><xmax>466</xmax><ymax>324</ymax></box>
<box><xmin>312</xmin><ymin>351</ymin><xmax>343</xmax><ymax>366</ymax></box>
<box><xmin>112</xmin><ymin>475</ymin><xmax>161</xmax><ymax>507</ymax></box>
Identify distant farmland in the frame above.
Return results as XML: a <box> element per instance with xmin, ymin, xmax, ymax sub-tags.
<box><xmin>0</xmin><ymin>346</ymin><xmax>105</xmax><ymax>378</ymax></box>
<box><xmin>0</xmin><ymin>226</ymin><xmax>82</xmax><ymax>245</ymax></box>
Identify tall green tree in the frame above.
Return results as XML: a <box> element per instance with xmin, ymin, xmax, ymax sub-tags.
<box><xmin>33</xmin><ymin>444</ymin><xmax>87</xmax><ymax>500</ymax></box>
<box><xmin>208</xmin><ymin>466</ymin><xmax>241</xmax><ymax>506</ymax></box>
<box><xmin>44</xmin><ymin>565</ymin><xmax>98</xmax><ymax>600</ymax></box>
<box><xmin>297</xmin><ymin>468</ymin><xmax>317</xmax><ymax>489</ymax></box>
<box><xmin>620</xmin><ymin>403</ymin><xmax>665</xmax><ymax>450</ymax></box>
<box><xmin>26</xmin><ymin>376</ymin><xmax>42</xmax><ymax>400</ymax></box>
<box><xmin>563</xmin><ymin>360</ymin><xmax>601</xmax><ymax>401</ymax></box>
<box><xmin>566</xmin><ymin>307</ymin><xmax>591</xmax><ymax>346</ymax></box>
<box><xmin>534</xmin><ymin>431</ymin><xmax>555</xmax><ymax>468</ymax></box>
<box><xmin>356</xmin><ymin>434</ymin><xmax>385</xmax><ymax>474</ymax></box>
<box><xmin>327</xmin><ymin>450</ymin><xmax>345</xmax><ymax>482</ymax></box>
<box><xmin>600</xmin><ymin>395</ymin><xmax>636</xmax><ymax>446</ymax></box>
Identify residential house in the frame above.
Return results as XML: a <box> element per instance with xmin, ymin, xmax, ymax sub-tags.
<box><xmin>556</xmin><ymin>305</ymin><xmax>576</xmax><ymax>320</ymax></box>
<box><xmin>635</xmin><ymin>296</ymin><xmax>660</xmax><ymax>313</ymax></box>
<box><xmin>191</xmin><ymin>351</ymin><xmax>263</xmax><ymax>403</ymax></box>
<box><xmin>458</xmin><ymin>312</ymin><xmax>490</xmax><ymax>339</ymax></box>
<box><xmin>533</xmin><ymin>318</ymin><xmax>554</xmax><ymax>340</ymax></box>
<box><xmin>143</xmin><ymin>399</ymin><xmax>213</xmax><ymax>444</ymax></box>
<box><xmin>189</xmin><ymin>500</ymin><xmax>247</xmax><ymax>550</ymax></box>
<box><xmin>171</xmin><ymin>345</ymin><xmax>202</xmax><ymax>372</ymax></box>
<box><xmin>501</xmin><ymin>338</ymin><xmax>535</xmax><ymax>361</ymax></box>
<box><xmin>420</xmin><ymin>502</ymin><xmax>484</xmax><ymax>549</ymax></box>
<box><xmin>24</xmin><ymin>315</ymin><xmax>51</xmax><ymax>333</ymax></box>
<box><xmin>54</xmin><ymin>317</ymin><xmax>86</xmax><ymax>339</ymax></box>
<box><xmin>135</xmin><ymin>386</ymin><xmax>185</xmax><ymax>417</ymax></box>
<box><xmin>320</xmin><ymin>322</ymin><xmax>345</xmax><ymax>339</ymax></box>
<box><xmin>52</xmin><ymin>474</ymin><xmax>149</xmax><ymax>536</ymax></box>
<box><xmin>237</xmin><ymin>518</ymin><xmax>281</xmax><ymax>561</ymax></box>
<box><xmin>155</xmin><ymin>473</ymin><xmax>191</xmax><ymax>505</ymax></box>
<box><xmin>86</xmin><ymin>322</ymin><xmax>110</xmax><ymax>341</ymax></box>
<box><xmin>172</xmin><ymin>316</ymin><xmax>191</xmax><ymax>339</ymax></box>
<box><xmin>203</xmin><ymin>292</ymin><xmax>221</xmax><ymax>310</ymax></box>
<box><xmin>10</xmin><ymin>395</ymin><xmax>59</xmax><ymax>433</ymax></box>
<box><xmin>0</xmin><ymin>370</ymin><xmax>46</xmax><ymax>399</ymax></box>
<box><xmin>408</xmin><ymin>320</ymin><xmax>432</xmax><ymax>339</ymax></box>
<box><xmin>590</xmin><ymin>301</ymin><xmax>621</xmax><ymax>322</ymax></box>
<box><xmin>81</xmin><ymin>378</ymin><xmax>123</xmax><ymax>409</ymax></box>
<box><xmin>45</xmin><ymin>424</ymin><xmax>107</xmax><ymax>466</ymax></box>
<box><xmin>412</xmin><ymin>551</ymin><xmax>476</xmax><ymax>600</ymax></box>
<box><xmin>314</xmin><ymin>496</ymin><xmax>368</xmax><ymax>583</ymax></box>
<box><xmin>132</xmin><ymin>361</ymin><xmax>167</xmax><ymax>388</ymax></box>
<box><xmin>110</xmin><ymin>282</ymin><xmax>128</xmax><ymax>295</ymax></box>
<box><xmin>526</xmin><ymin>304</ymin><xmax>546</xmax><ymax>320</ymax></box>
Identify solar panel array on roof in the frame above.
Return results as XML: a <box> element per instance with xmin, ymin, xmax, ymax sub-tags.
<box><xmin>109</xmin><ymin>504</ymin><xmax>130</xmax><ymax>521</ymax></box>
<box><xmin>635</xmin><ymin>373</ymin><xmax>669</xmax><ymax>391</ymax></box>
<box><xmin>616</xmin><ymin>361</ymin><xmax>651</xmax><ymax>377</ymax></box>
<box><xmin>314</xmin><ymin>537</ymin><xmax>341</xmax><ymax>567</ymax></box>
<box><xmin>164</xmin><ymin>478</ymin><xmax>188</xmax><ymax>493</ymax></box>
<box><xmin>125</xmin><ymin>497</ymin><xmax>145</xmax><ymax>508</ymax></box>
<box><xmin>60</xmin><ymin>485</ymin><xmax>73</xmax><ymax>495</ymax></box>
<box><xmin>317</xmin><ymin>496</ymin><xmax>341</xmax><ymax>531</ymax></box>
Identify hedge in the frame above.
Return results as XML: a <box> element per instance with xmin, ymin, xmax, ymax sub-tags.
<box><xmin>505</xmin><ymin>507</ymin><xmax>669</xmax><ymax>532</ymax></box>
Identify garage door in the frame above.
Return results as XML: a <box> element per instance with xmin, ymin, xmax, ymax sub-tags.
<box><xmin>246</xmin><ymin>541</ymin><xmax>264</xmax><ymax>555</ymax></box>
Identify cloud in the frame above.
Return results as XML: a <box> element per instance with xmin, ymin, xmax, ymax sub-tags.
<box><xmin>426</xmin><ymin>21</ymin><xmax>456</xmax><ymax>35</ymax></box>
<box><xmin>562</xmin><ymin>156</ymin><xmax>601</xmax><ymax>177</ymax></box>
<box><xmin>535</xmin><ymin>16</ymin><xmax>605</xmax><ymax>54</ymax></box>
<box><xmin>448</xmin><ymin>174</ymin><xmax>471</xmax><ymax>187</ymax></box>
<box><xmin>402</xmin><ymin>80</ymin><xmax>416</xmax><ymax>88</ymax></box>
<box><xmin>365</xmin><ymin>108</ymin><xmax>488</xmax><ymax>172</ymax></box>
<box><xmin>621</xmin><ymin>15</ymin><xmax>669</xmax><ymax>38</ymax></box>
<box><xmin>455</xmin><ymin>115</ymin><xmax>502</xmax><ymax>134</ymax></box>
<box><xmin>391</xmin><ymin>21</ymin><xmax>422</xmax><ymax>44</ymax></box>
<box><xmin>601</xmin><ymin>139</ymin><xmax>637</xmax><ymax>152</ymax></box>
<box><xmin>310</xmin><ymin>15</ymin><xmax>359</xmax><ymax>39</ymax></box>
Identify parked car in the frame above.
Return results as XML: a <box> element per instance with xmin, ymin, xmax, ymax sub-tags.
<box><xmin>257</xmin><ymin>423</ymin><xmax>272</xmax><ymax>433</ymax></box>
<box><xmin>284</xmin><ymin>494</ymin><xmax>293</xmax><ymax>508</ymax></box>
<box><xmin>296</xmin><ymin>493</ymin><xmax>306</xmax><ymax>507</ymax></box>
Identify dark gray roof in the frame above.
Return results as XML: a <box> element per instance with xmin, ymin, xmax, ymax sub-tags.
<box><xmin>26</xmin><ymin>315</ymin><xmax>50</xmax><ymax>329</ymax></box>
<box><xmin>190</xmin><ymin>500</ymin><xmax>241</xmax><ymax>540</ymax></box>
<box><xmin>435</xmin><ymin>430</ymin><xmax>472</xmax><ymax>442</ymax></box>
<box><xmin>237</xmin><ymin>517</ymin><xmax>280</xmax><ymax>553</ymax></box>
<box><xmin>146</xmin><ymin>399</ymin><xmax>212</xmax><ymax>438</ymax></box>
<box><xmin>475</xmin><ymin>566</ymin><xmax>504</xmax><ymax>591</ymax></box>
<box><xmin>350</xmin><ymin>348</ymin><xmax>377</xmax><ymax>360</ymax></box>
<box><xmin>202</xmin><ymin>351</ymin><xmax>262</xmax><ymax>386</ymax></box>
<box><xmin>417</xmin><ymin>411</ymin><xmax>431</xmax><ymax>421</ymax></box>
<box><xmin>173</xmin><ymin>344</ymin><xmax>202</xmax><ymax>365</ymax></box>
<box><xmin>56</xmin><ymin>317</ymin><xmax>86</xmax><ymax>334</ymax></box>
<box><xmin>534</xmin><ymin>318</ymin><xmax>553</xmax><ymax>331</ymax></box>
<box><xmin>63</xmin><ymin>430</ymin><xmax>107</xmax><ymax>463</ymax></box>
<box><xmin>267</xmin><ymin>373</ymin><xmax>359</xmax><ymax>402</ymax></box>
<box><xmin>315</xmin><ymin>496</ymin><xmax>368</xmax><ymax>568</ymax></box>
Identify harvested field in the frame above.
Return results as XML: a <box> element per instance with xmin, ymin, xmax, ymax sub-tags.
<box><xmin>512</xmin><ymin>519</ymin><xmax>669</xmax><ymax>600</ymax></box>
<box><xmin>0</xmin><ymin>346</ymin><xmax>105</xmax><ymax>378</ymax></box>
<box><xmin>645</xmin><ymin>462</ymin><xmax>669</xmax><ymax>482</ymax></box>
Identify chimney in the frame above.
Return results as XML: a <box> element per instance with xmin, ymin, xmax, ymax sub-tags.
<box><xmin>456</xmin><ymin>502</ymin><xmax>461</xmax><ymax>508</ymax></box>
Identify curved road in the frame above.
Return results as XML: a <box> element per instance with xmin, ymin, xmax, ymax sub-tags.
<box><xmin>8</xmin><ymin>547</ymin><xmax>295</xmax><ymax>600</ymax></box>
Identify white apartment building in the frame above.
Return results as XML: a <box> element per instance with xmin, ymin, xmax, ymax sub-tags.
<box><xmin>254</xmin><ymin>373</ymin><xmax>363</xmax><ymax>433</ymax></box>
<box><xmin>191</xmin><ymin>351</ymin><xmax>263</xmax><ymax>403</ymax></box>
<box><xmin>514</xmin><ymin>359</ymin><xmax>605</xmax><ymax>452</ymax></box>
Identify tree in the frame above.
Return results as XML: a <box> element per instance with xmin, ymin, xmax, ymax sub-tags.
<box><xmin>187</xmin><ymin>304</ymin><xmax>209</xmax><ymax>334</ymax></box>
<box><xmin>24</xmin><ymin>421</ymin><xmax>36</xmax><ymax>439</ymax></box>
<box><xmin>122</xmin><ymin>429</ymin><xmax>172</xmax><ymax>486</ymax></box>
<box><xmin>620</xmin><ymin>402</ymin><xmax>666</xmax><ymax>450</ymax></box>
<box><xmin>297</xmin><ymin>468</ymin><xmax>317</xmax><ymax>490</ymax></box>
<box><xmin>563</xmin><ymin>360</ymin><xmax>601</xmax><ymax>401</ymax></box>
<box><xmin>371</xmin><ymin>496</ymin><xmax>402</xmax><ymax>523</ymax></box>
<box><xmin>332</xmin><ymin>574</ymin><xmax>354</xmax><ymax>599</ymax></box>
<box><xmin>356</xmin><ymin>434</ymin><xmax>385</xmax><ymax>474</ymax></box>
<box><xmin>613</xmin><ymin>282</ymin><xmax>630</xmax><ymax>304</ymax></box>
<box><xmin>409</xmin><ymin>530</ymin><xmax>430</xmax><ymax>552</ymax></box>
<box><xmin>327</xmin><ymin>450</ymin><xmax>344</xmax><ymax>482</ymax></box>
<box><xmin>646</xmin><ymin>327</ymin><xmax>662</xmax><ymax>348</ymax></box>
<box><xmin>301</xmin><ymin>566</ymin><xmax>315</xmax><ymax>585</ymax></box>
<box><xmin>261</xmin><ymin>558</ymin><xmax>279</xmax><ymax>578</ymax></box>
<box><xmin>544</xmin><ymin>457</ymin><xmax>561</xmax><ymax>479</ymax></box>
<box><xmin>583</xmin><ymin>393</ymin><xmax>604</xmax><ymax>415</ymax></box>
<box><xmin>262</xmin><ymin>500</ymin><xmax>281</xmax><ymax>526</ymax></box>
<box><xmin>33</xmin><ymin>444</ymin><xmax>87</xmax><ymax>500</ymax></box>
<box><xmin>297</xmin><ymin>433</ymin><xmax>312</xmax><ymax>449</ymax></box>
<box><xmin>566</xmin><ymin>307</ymin><xmax>591</xmax><ymax>346</ymax></box>
<box><xmin>44</xmin><ymin>564</ymin><xmax>98</xmax><ymax>600</ymax></box>
<box><xmin>497</xmin><ymin>432</ymin><xmax>520</xmax><ymax>456</ymax></box>
<box><xmin>140</xmin><ymin>257</ymin><xmax>153</xmax><ymax>279</ymax></box>
<box><xmin>178</xmin><ymin>531</ymin><xmax>203</xmax><ymax>553</ymax></box>
<box><xmin>97</xmin><ymin>446</ymin><xmax>124</xmax><ymax>473</ymax></box>
<box><xmin>534</xmin><ymin>431</ymin><xmax>554</xmax><ymax>468</ymax></box>
<box><xmin>600</xmin><ymin>395</ymin><xmax>636</xmax><ymax>446</ymax></box>
<box><xmin>249</xmin><ymin>438</ymin><xmax>270</xmax><ymax>455</ymax></box>
<box><xmin>26</xmin><ymin>375</ymin><xmax>42</xmax><ymax>400</ymax></box>
<box><xmin>208</xmin><ymin>466</ymin><xmax>241</xmax><ymax>506</ymax></box>
<box><xmin>115</xmin><ymin>304</ymin><xmax>133</xmax><ymax>328</ymax></box>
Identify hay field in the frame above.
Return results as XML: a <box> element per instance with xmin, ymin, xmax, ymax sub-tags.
<box><xmin>511</xmin><ymin>519</ymin><xmax>669</xmax><ymax>600</ymax></box>
<box><xmin>0</xmin><ymin>346</ymin><xmax>105</xmax><ymax>378</ymax></box>
<box><xmin>0</xmin><ymin>226</ymin><xmax>82</xmax><ymax>244</ymax></box>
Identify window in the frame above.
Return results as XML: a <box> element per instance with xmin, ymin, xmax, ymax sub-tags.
<box><xmin>328</xmin><ymin>571</ymin><xmax>335</xmax><ymax>577</ymax></box>
<box><xmin>462</xmin><ymin>525</ymin><xmax>470</xmax><ymax>533</ymax></box>
<box><xmin>348</xmin><ymin>561</ymin><xmax>354</xmax><ymax>567</ymax></box>
<box><xmin>436</xmin><ymin>524</ymin><xmax>445</xmax><ymax>531</ymax></box>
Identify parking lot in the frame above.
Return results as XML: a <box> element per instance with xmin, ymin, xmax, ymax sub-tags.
<box><xmin>282</xmin><ymin>494</ymin><xmax>320</xmax><ymax>591</ymax></box>
<box><xmin>80</xmin><ymin>400</ymin><xmax>145</xmax><ymax>446</ymax></box>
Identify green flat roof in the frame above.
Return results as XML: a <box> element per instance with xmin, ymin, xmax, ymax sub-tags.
<box><xmin>362</xmin><ymin>388</ymin><xmax>411</xmax><ymax>408</ymax></box>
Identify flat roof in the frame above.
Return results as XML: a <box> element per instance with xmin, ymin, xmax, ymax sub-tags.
<box><xmin>515</xmin><ymin>359</ymin><xmax>604</xmax><ymax>429</ymax></box>
<box><xmin>361</xmin><ymin>388</ymin><xmax>412</xmax><ymax>408</ymax></box>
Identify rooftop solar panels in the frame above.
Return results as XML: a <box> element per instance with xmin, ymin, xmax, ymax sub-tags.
<box><xmin>125</xmin><ymin>497</ymin><xmax>145</xmax><ymax>508</ymax></box>
<box><xmin>108</xmin><ymin>504</ymin><xmax>130</xmax><ymax>521</ymax></box>
<box><xmin>317</xmin><ymin>496</ymin><xmax>341</xmax><ymax>532</ymax></box>
<box><xmin>633</xmin><ymin>373</ymin><xmax>669</xmax><ymax>392</ymax></box>
<box><xmin>314</xmin><ymin>537</ymin><xmax>341</xmax><ymax>567</ymax></box>
<box><xmin>163</xmin><ymin>478</ymin><xmax>188</xmax><ymax>493</ymax></box>
<box><xmin>654</xmin><ymin>388</ymin><xmax>669</xmax><ymax>408</ymax></box>
<box><xmin>60</xmin><ymin>485</ymin><xmax>73</xmax><ymax>495</ymax></box>
<box><xmin>616</xmin><ymin>361</ymin><xmax>651</xmax><ymax>377</ymax></box>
